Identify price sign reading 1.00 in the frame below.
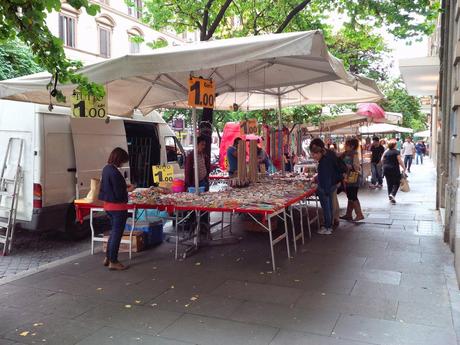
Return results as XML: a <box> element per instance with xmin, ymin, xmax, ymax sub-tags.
<box><xmin>71</xmin><ymin>89</ymin><xmax>107</xmax><ymax>119</ymax></box>
<box><xmin>152</xmin><ymin>165</ymin><xmax>174</xmax><ymax>184</ymax></box>
<box><xmin>188</xmin><ymin>77</ymin><xmax>215</xmax><ymax>109</ymax></box>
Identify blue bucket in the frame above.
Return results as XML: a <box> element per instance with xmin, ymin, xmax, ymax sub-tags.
<box><xmin>188</xmin><ymin>186</ymin><xmax>205</xmax><ymax>193</ymax></box>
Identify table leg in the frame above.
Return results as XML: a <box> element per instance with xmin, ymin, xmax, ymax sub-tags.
<box><xmin>283</xmin><ymin>210</ymin><xmax>291</xmax><ymax>259</ymax></box>
<box><xmin>299</xmin><ymin>204</ymin><xmax>305</xmax><ymax>244</ymax></box>
<box><xmin>175</xmin><ymin>212</ymin><xmax>179</xmax><ymax>260</ymax></box>
<box><xmin>268</xmin><ymin>215</ymin><xmax>276</xmax><ymax>272</ymax></box>
<box><xmin>290</xmin><ymin>206</ymin><xmax>297</xmax><ymax>253</ymax></box>
<box><xmin>90</xmin><ymin>209</ymin><xmax>94</xmax><ymax>255</ymax></box>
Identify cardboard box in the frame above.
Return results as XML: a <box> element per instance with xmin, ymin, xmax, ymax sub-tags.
<box><xmin>103</xmin><ymin>230</ymin><xmax>145</xmax><ymax>253</ymax></box>
<box><xmin>125</xmin><ymin>220</ymin><xmax>164</xmax><ymax>247</ymax></box>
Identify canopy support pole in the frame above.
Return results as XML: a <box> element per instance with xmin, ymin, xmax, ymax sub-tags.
<box><xmin>278</xmin><ymin>90</ymin><xmax>285</xmax><ymax>175</ymax></box>
<box><xmin>192</xmin><ymin>107</ymin><xmax>200</xmax><ymax>194</ymax></box>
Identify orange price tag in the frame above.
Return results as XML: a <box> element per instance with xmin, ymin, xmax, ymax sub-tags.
<box><xmin>188</xmin><ymin>77</ymin><xmax>216</xmax><ymax>109</ymax></box>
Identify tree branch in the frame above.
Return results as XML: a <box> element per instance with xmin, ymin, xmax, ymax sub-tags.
<box><xmin>275</xmin><ymin>0</ymin><xmax>312</xmax><ymax>33</ymax></box>
<box><xmin>204</xmin><ymin>0</ymin><xmax>233</xmax><ymax>40</ymax></box>
<box><xmin>201</xmin><ymin>0</ymin><xmax>215</xmax><ymax>40</ymax></box>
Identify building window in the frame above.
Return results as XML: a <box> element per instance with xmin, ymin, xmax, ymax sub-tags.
<box><xmin>129</xmin><ymin>37</ymin><xmax>140</xmax><ymax>54</ymax></box>
<box><xmin>59</xmin><ymin>14</ymin><xmax>76</xmax><ymax>48</ymax></box>
<box><xmin>128</xmin><ymin>27</ymin><xmax>143</xmax><ymax>54</ymax></box>
<box><xmin>128</xmin><ymin>0</ymin><xmax>143</xmax><ymax>19</ymax></box>
<box><xmin>99</xmin><ymin>27</ymin><xmax>111</xmax><ymax>58</ymax></box>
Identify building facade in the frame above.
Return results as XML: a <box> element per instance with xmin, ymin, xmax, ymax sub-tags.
<box><xmin>46</xmin><ymin>1</ymin><xmax>185</xmax><ymax>65</ymax></box>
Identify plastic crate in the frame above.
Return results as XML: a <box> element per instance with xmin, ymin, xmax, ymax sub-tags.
<box><xmin>125</xmin><ymin>220</ymin><xmax>163</xmax><ymax>247</ymax></box>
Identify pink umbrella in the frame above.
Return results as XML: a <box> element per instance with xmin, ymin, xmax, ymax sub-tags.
<box><xmin>357</xmin><ymin>103</ymin><xmax>385</xmax><ymax>121</ymax></box>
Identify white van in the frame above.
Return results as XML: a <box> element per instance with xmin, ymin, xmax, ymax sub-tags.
<box><xmin>0</xmin><ymin>100</ymin><xmax>185</xmax><ymax>238</ymax></box>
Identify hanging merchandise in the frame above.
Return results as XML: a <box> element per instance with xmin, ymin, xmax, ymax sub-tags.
<box><xmin>262</xmin><ymin>125</ymin><xmax>271</xmax><ymax>156</ymax></box>
<box><xmin>248</xmin><ymin>140</ymin><xmax>258</xmax><ymax>183</ymax></box>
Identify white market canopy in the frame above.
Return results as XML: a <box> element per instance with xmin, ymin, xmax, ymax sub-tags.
<box><xmin>0</xmin><ymin>31</ymin><xmax>383</xmax><ymax>116</ymax></box>
<box><xmin>414</xmin><ymin>129</ymin><xmax>430</xmax><ymax>137</ymax></box>
<box><xmin>360</xmin><ymin>123</ymin><xmax>413</xmax><ymax>134</ymax></box>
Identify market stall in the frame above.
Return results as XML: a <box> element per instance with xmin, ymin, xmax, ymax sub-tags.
<box><xmin>0</xmin><ymin>30</ymin><xmax>384</xmax><ymax>267</ymax></box>
<box><xmin>75</xmin><ymin>179</ymin><xmax>317</xmax><ymax>271</ymax></box>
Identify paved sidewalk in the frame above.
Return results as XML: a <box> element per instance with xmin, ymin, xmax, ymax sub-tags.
<box><xmin>0</xmin><ymin>158</ymin><xmax>458</xmax><ymax>345</ymax></box>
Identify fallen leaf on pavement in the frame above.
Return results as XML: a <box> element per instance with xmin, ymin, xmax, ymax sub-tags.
<box><xmin>19</xmin><ymin>331</ymin><xmax>29</xmax><ymax>337</ymax></box>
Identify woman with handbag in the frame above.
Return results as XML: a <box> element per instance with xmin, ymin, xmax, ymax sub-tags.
<box><xmin>340</xmin><ymin>138</ymin><xmax>364</xmax><ymax>221</ymax></box>
<box><xmin>381</xmin><ymin>139</ymin><xmax>406</xmax><ymax>204</ymax></box>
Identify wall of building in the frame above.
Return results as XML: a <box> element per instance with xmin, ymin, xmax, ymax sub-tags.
<box><xmin>46</xmin><ymin>0</ymin><xmax>185</xmax><ymax>65</ymax></box>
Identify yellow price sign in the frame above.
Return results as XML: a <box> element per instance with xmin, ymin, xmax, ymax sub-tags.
<box><xmin>188</xmin><ymin>77</ymin><xmax>215</xmax><ymax>109</ymax></box>
<box><xmin>240</xmin><ymin>119</ymin><xmax>258</xmax><ymax>135</ymax></box>
<box><xmin>152</xmin><ymin>165</ymin><xmax>174</xmax><ymax>184</ymax></box>
<box><xmin>71</xmin><ymin>88</ymin><xmax>107</xmax><ymax>119</ymax></box>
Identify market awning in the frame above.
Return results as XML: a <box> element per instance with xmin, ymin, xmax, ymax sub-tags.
<box><xmin>360</xmin><ymin>123</ymin><xmax>413</xmax><ymax>134</ymax></box>
<box><xmin>414</xmin><ymin>129</ymin><xmax>430</xmax><ymax>137</ymax></box>
<box><xmin>399</xmin><ymin>56</ymin><xmax>439</xmax><ymax>97</ymax></box>
<box><xmin>0</xmin><ymin>31</ymin><xmax>383</xmax><ymax>116</ymax></box>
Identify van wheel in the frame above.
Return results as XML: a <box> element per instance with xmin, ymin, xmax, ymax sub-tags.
<box><xmin>65</xmin><ymin>205</ymin><xmax>90</xmax><ymax>240</ymax></box>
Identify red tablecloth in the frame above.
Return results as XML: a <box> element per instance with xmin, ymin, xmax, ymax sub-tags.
<box><xmin>74</xmin><ymin>188</ymin><xmax>316</xmax><ymax>223</ymax></box>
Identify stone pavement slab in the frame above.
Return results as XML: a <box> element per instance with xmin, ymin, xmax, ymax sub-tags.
<box><xmin>159</xmin><ymin>314</ymin><xmax>279</xmax><ymax>345</ymax></box>
<box><xmin>0</xmin><ymin>157</ymin><xmax>458</xmax><ymax>345</ymax></box>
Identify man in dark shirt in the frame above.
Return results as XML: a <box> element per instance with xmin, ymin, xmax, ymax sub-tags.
<box><xmin>370</xmin><ymin>136</ymin><xmax>385</xmax><ymax>188</ymax></box>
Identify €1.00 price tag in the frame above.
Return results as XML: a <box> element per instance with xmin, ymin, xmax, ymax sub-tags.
<box><xmin>71</xmin><ymin>89</ymin><xmax>107</xmax><ymax>119</ymax></box>
<box><xmin>152</xmin><ymin>165</ymin><xmax>174</xmax><ymax>183</ymax></box>
<box><xmin>240</xmin><ymin>119</ymin><xmax>258</xmax><ymax>135</ymax></box>
<box><xmin>188</xmin><ymin>77</ymin><xmax>215</xmax><ymax>109</ymax></box>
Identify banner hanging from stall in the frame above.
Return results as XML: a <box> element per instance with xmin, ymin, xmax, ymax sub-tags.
<box><xmin>71</xmin><ymin>88</ymin><xmax>107</xmax><ymax>119</ymax></box>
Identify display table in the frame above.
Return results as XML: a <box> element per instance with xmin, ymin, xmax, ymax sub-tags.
<box><xmin>74</xmin><ymin>182</ymin><xmax>317</xmax><ymax>271</ymax></box>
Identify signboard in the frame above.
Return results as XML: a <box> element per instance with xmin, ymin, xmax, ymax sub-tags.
<box><xmin>71</xmin><ymin>88</ymin><xmax>107</xmax><ymax>118</ymax></box>
<box><xmin>188</xmin><ymin>77</ymin><xmax>215</xmax><ymax>109</ymax></box>
<box><xmin>152</xmin><ymin>165</ymin><xmax>174</xmax><ymax>183</ymax></box>
<box><xmin>240</xmin><ymin>119</ymin><xmax>258</xmax><ymax>135</ymax></box>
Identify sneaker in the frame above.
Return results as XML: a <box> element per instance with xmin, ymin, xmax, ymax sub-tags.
<box><xmin>377</xmin><ymin>184</ymin><xmax>383</xmax><ymax>189</ymax></box>
<box><xmin>103</xmin><ymin>257</ymin><xmax>109</xmax><ymax>267</ymax></box>
<box><xmin>318</xmin><ymin>227</ymin><xmax>333</xmax><ymax>235</ymax></box>
<box><xmin>369</xmin><ymin>184</ymin><xmax>376</xmax><ymax>189</ymax></box>
<box><xmin>389</xmin><ymin>195</ymin><xmax>396</xmax><ymax>204</ymax></box>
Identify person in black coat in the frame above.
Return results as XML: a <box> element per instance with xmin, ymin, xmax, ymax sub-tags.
<box><xmin>99</xmin><ymin>147</ymin><xmax>134</xmax><ymax>271</ymax></box>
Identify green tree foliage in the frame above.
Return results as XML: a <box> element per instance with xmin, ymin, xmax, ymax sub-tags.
<box><xmin>381</xmin><ymin>79</ymin><xmax>427</xmax><ymax>132</ymax></box>
<box><xmin>0</xmin><ymin>0</ymin><xmax>103</xmax><ymax>101</ymax></box>
<box><xmin>0</xmin><ymin>40</ymin><xmax>43</xmax><ymax>80</ymax></box>
<box><xmin>326</xmin><ymin>24</ymin><xmax>391</xmax><ymax>81</ymax></box>
<box><xmin>142</xmin><ymin>0</ymin><xmax>439</xmax><ymax>42</ymax></box>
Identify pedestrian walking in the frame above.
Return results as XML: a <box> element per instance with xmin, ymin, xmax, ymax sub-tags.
<box><xmin>415</xmin><ymin>141</ymin><xmax>425</xmax><ymax>165</ymax></box>
<box><xmin>370</xmin><ymin>136</ymin><xmax>384</xmax><ymax>189</ymax></box>
<box><xmin>339</xmin><ymin>138</ymin><xmax>364</xmax><ymax>222</ymax></box>
<box><xmin>309</xmin><ymin>138</ymin><xmax>343</xmax><ymax>235</ymax></box>
<box><xmin>382</xmin><ymin>139</ymin><xmax>406</xmax><ymax>204</ymax></box>
<box><xmin>402</xmin><ymin>137</ymin><xmax>415</xmax><ymax>173</ymax></box>
<box><xmin>99</xmin><ymin>147</ymin><xmax>135</xmax><ymax>271</ymax></box>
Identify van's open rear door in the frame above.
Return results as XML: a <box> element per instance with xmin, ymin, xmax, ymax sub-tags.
<box><xmin>70</xmin><ymin>118</ymin><xmax>130</xmax><ymax>199</ymax></box>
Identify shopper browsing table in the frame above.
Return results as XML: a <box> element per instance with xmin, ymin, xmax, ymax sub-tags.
<box><xmin>227</xmin><ymin>137</ymin><xmax>242</xmax><ymax>177</ymax></box>
<box><xmin>382</xmin><ymin>139</ymin><xmax>406</xmax><ymax>204</ymax></box>
<box><xmin>309</xmin><ymin>138</ymin><xmax>342</xmax><ymax>235</ymax></box>
<box><xmin>99</xmin><ymin>148</ymin><xmax>135</xmax><ymax>271</ymax></box>
<box><xmin>402</xmin><ymin>137</ymin><xmax>415</xmax><ymax>173</ymax></box>
<box><xmin>370</xmin><ymin>136</ymin><xmax>385</xmax><ymax>189</ymax></box>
